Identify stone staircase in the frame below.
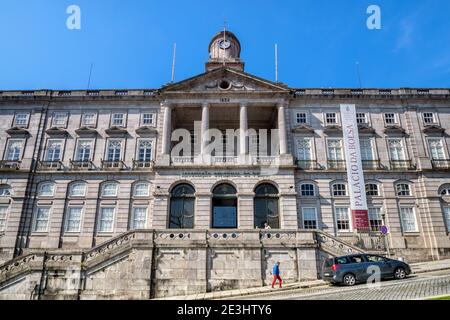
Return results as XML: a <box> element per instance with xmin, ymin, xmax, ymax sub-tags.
<box><xmin>0</xmin><ymin>229</ymin><xmax>381</xmax><ymax>299</ymax></box>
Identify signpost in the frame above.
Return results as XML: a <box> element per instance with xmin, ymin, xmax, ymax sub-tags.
<box><xmin>340</xmin><ymin>104</ymin><xmax>370</xmax><ymax>231</ymax></box>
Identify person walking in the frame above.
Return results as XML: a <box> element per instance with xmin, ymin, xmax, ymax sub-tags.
<box><xmin>271</xmin><ymin>261</ymin><xmax>282</xmax><ymax>289</ymax></box>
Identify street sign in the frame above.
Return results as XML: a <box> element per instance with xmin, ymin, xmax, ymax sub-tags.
<box><xmin>380</xmin><ymin>225</ymin><xmax>389</xmax><ymax>235</ymax></box>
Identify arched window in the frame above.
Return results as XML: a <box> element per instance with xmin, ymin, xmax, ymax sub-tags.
<box><xmin>212</xmin><ymin>183</ymin><xmax>237</xmax><ymax>229</ymax></box>
<box><xmin>332</xmin><ymin>183</ymin><xmax>347</xmax><ymax>197</ymax></box>
<box><xmin>366</xmin><ymin>183</ymin><xmax>379</xmax><ymax>196</ymax></box>
<box><xmin>169</xmin><ymin>184</ymin><xmax>195</xmax><ymax>229</ymax></box>
<box><xmin>254</xmin><ymin>183</ymin><xmax>279</xmax><ymax>229</ymax></box>
<box><xmin>101</xmin><ymin>182</ymin><xmax>118</xmax><ymax>197</ymax></box>
<box><xmin>300</xmin><ymin>184</ymin><xmax>315</xmax><ymax>197</ymax></box>
<box><xmin>69</xmin><ymin>182</ymin><xmax>86</xmax><ymax>197</ymax></box>
<box><xmin>396</xmin><ymin>183</ymin><xmax>411</xmax><ymax>197</ymax></box>
<box><xmin>439</xmin><ymin>184</ymin><xmax>450</xmax><ymax>196</ymax></box>
<box><xmin>38</xmin><ymin>182</ymin><xmax>55</xmax><ymax>197</ymax></box>
<box><xmin>0</xmin><ymin>185</ymin><xmax>12</xmax><ymax>197</ymax></box>
<box><xmin>134</xmin><ymin>182</ymin><xmax>150</xmax><ymax>197</ymax></box>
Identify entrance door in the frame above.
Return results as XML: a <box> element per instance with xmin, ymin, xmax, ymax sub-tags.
<box><xmin>211</xmin><ymin>184</ymin><xmax>237</xmax><ymax>229</ymax></box>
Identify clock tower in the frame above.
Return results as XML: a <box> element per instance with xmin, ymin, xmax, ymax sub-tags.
<box><xmin>206</xmin><ymin>30</ymin><xmax>244</xmax><ymax>72</ymax></box>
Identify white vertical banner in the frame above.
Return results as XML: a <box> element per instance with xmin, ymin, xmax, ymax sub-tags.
<box><xmin>340</xmin><ymin>104</ymin><xmax>370</xmax><ymax>231</ymax></box>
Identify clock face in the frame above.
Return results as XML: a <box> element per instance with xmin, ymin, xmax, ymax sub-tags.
<box><xmin>219</xmin><ymin>40</ymin><xmax>231</xmax><ymax>49</ymax></box>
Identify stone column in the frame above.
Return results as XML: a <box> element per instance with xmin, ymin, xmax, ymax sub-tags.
<box><xmin>277</xmin><ymin>102</ymin><xmax>288</xmax><ymax>155</ymax></box>
<box><xmin>200</xmin><ymin>102</ymin><xmax>210</xmax><ymax>155</ymax></box>
<box><xmin>161</xmin><ymin>103</ymin><xmax>172</xmax><ymax>155</ymax></box>
<box><xmin>239</xmin><ymin>102</ymin><xmax>248</xmax><ymax>156</ymax></box>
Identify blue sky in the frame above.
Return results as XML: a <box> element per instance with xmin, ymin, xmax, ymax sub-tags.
<box><xmin>0</xmin><ymin>0</ymin><xmax>449</xmax><ymax>90</ymax></box>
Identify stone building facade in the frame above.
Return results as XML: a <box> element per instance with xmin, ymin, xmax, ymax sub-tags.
<box><xmin>0</xmin><ymin>30</ymin><xmax>450</xmax><ymax>299</ymax></box>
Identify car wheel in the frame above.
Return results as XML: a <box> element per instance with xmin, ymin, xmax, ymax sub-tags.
<box><xmin>394</xmin><ymin>267</ymin><xmax>406</xmax><ymax>280</ymax></box>
<box><xmin>343</xmin><ymin>273</ymin><xmax>356</xmax><ymax>286</ymax></box>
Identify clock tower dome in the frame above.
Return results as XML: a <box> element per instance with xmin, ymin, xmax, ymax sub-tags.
<box><xmin>206</xmin><ymin>30</ymin><xmax>244</xmax><ymax>72</ymax></box>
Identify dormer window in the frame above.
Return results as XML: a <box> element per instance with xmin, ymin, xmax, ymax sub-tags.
<box><xmin>423</xmin><ymin>112</ymin><xmax>437</xmax><ymax>125</ymax></box>
<box><xmin>384</xmin><ymin>113</ymin><xmax>398</xmax><ymax>125</ymax></box>
<box><xmin>111</xmin><ymin>113</ymin><xmax>125</xmax><ymax>127</ymax></box>
<box><xmin>356</xmin><ymin>113</ymin><xmax>368</xmax><ymax>125</ymax></box>
<box><xmin>295</xmin><ymin>112</ymin><xmax>308</xmax><ymax>125</ymax></box>
<box><xmin>325</xmin><ymin>113</ymin><xmax>338</xmax><ymax>125</ymax></box>
<box><xmin>14</xmin><ymin>113</ymin><xmax>30</xmax><ymax>127</ymax></box>
<box><xmin>52</xmin><ymin>112</ymin><xmax>68</xmax><ymax>127</ymax></box>
<box><xmin>141</xmin><ymin>113</ymin><xmax>156</xmax><ymax>126</ymax></box>
<box><xmin>81</xmin><ymin>113</ymin><xmax>96</xmax><ymax>127</ymax></box>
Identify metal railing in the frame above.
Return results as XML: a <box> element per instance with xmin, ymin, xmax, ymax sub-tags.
<box><xmin>70</xmin><ymin>160</ymin><xmax>95</xmax><ymax>170</ymax></box>
<box><xmin>390</xmin><ymin>160</ymin><xmax>415</xmax><ymax>170</ymax></box>
<box><xmin>101</xmin><ymin>160</ymin><xmax>126</xmax><ymax>170</ymax></box>
<box><xmin>296</xmin><ymin>160</ymin><xmax>321</xmax><ymax>170</ymax></box>
<box><xmin>327</xmin><ymin>160</ymin><xmax>346</xmax><ymax>171</ymax></box>
<box><xmin>133</xmin><ymin>160</ymin><xmax>154</xmax><ymax>170</ymax></box>
<box><xmin>37</xmin><ymin>160</ymin><xmax>63</xmax><ymax>170</ymax></box>
<box><xmin>431</xmin><ymin>159</ymin><xmax>450</xmax><ymax>170</ymax></box>
<box><xmin>0</xmin><ymin>160</ymin><xmax>21</xmax><ymax>171</ymax></box>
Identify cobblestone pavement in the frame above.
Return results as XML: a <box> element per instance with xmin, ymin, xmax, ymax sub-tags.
<box><xmin>224</xmin><ymin>270</ymin><xmax>450</xmax><ymax>300</ymax></box>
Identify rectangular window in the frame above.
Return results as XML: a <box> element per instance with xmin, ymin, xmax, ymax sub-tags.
<box><xmin>132</xmin><ymin>207</ymin><xmax>147</xmax><ymax>230</ymax></box>
<box><xmin>107</xmin><ymin>140</ymin><xmax>122</xmax><ymax>161</ymax></box>
<box><xmin>423</xmin><ymin>113</ymin><xmax>436</xmax><ymax>125</ymax></box>
<box><xmin>360</xmin><ymin>138</ymin><xmax>374</xmax><ymax>161</ymax></box>
<box><xmin>141</xmin><ymin>113</ymin><xmax>155</xmax><ymax>126</ymax></box>
<box><xmin>428</xmin><ymin>138</ymin><xmax>446</xmax><ymax>160</ymax></box>
<box><xmin>388</xmin><ymin>139</ymin><xmax>407</xmax><ymax>161</ymax></box>
<box><xmin>335</xmin><ymin>207</ymin><xmax>351</xmax><ymax>231</ymax></box>
<box><xmin>327</xmin><ymin>139</ymin><xmax>344</xmax><ymax>161</ymax></box>
<box><xmin>302</xmin><ymin>208</ymin><xmax>317</xmax><ymax>229</ymax></box>
<box><xmin>33</xmin><ymin>207</ymin><xmax>50</xmax><ymax>232</ymax></box>
<box><xmin>443</xmin><ymin>207</ymin><xmax>450</xmax><ymax>233</ymax></box>
<box><xmin>75</xmin><ymin>139</ymin><xmax>94</xmax><ymax>161</ymax></box>
<box><xmin>5</xmin><ymin>139</ymin><xmax>24</xmax><ymax>161</ymax></box>
<box><xmin>111</xmin><ymin>113</ymin><xmax>125</xmax><ymax>126</ymax></box>
<box><xmin>384</xmin><ymin>113</ymin><xmax>398</xmax><ymax>125</ymax></box>
<box><xmin>295</xmin><ymin>112</ymin><xmax>308</xmax><ymax>124</ymax></box>
<box><xmin>0</xmin><ymin>206</ymin><xmax>7</xmax><ymax>232</ymax></box>
<box><xmin>14</xmin><ymin>113</ymin><xmax>30</xmax><ymax>127</ymax></box>
<box><xmin>300</xmin><ymin>184</ymin><xmax>315</xmax><ymax>197</ymax></box>
<box><xmin>325</xmin><ymin>113</ymin><xmax>337</xmax><ymax>125</ymax></box>
<box><xmin>81</xmin><ymin>113</ymin><xmax>96</xmax><ymax>126</ymax></box>
<box><xmin>52</xmin><ymin>112</ymin><xmax>68</xmax><ymax>127</ymax></box>
<box><xmin>368</xmin><ymin>208</ymin><xmax>383</xmax><ymax>232</ymax></box>
<box><xmin>45</xmin><ymin>139</ymin><xmax>63</xmax><ymax>162</ymax></box>
<box><xmin>138</xmin><ymin>139</ymin><xmax>153</xmax><ymax>161</ymax></box>
<box><xmin>98</xmin><ymin>207</ymin><xmax>115</xmax><ymax>232</ymax></box>
<box><xmin>65</xmin><ymin>207</ymin><xmax>82</xmax><ymax>232</ymax></box>
<box><xmin>400</xmin><ymin>207</ymin><xmax>418</xmax><ymax>233</ymax></box>
<box><xmin>356</xmin><ymin>113</ymin><xmax>368</xmax><ymax>125</ymax></box>
<box><xmin>296</xmin><ymin>138</ymin><xmax>312</xmax><ymax>161</ymax></box>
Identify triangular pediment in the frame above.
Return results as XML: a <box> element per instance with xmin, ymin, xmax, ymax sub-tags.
<box><xmin>161</xmin><ymin>67</ymin><xmax>290</xmax><ymax>93</ymax></box>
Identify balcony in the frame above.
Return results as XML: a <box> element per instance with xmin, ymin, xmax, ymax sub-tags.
<box><xmin>431</xmin><ymin>159</ymin><xmax>450</xmax><ymax>170</ymax></box>
<box><xmin>172</xmin><ymin>156</ymin><xmax>195</xmax><ymax>165</ymax></box>
<box><xmin>255</xmin><ymin>156</ymin><xmax>278</xmax><ymax>165</ymax></box>
<box><xmin>327</xmin><ymin>160</ymin><xmax>346</xmax><ymax>171</ymax></box>
<box><xmin>70</xmin><ymin>160</ymin><xmax>95</xmax><ymax>170</ymax></box>
<box><xmin>212</xmin><ymin>156</ymin><xmax>238</xmax><ymax>165</ymax></box>
<box><xmin>362</xmin><ymin>160</ymin><xmax>383</xmax><ymax>171</ymax></box>
<box><xmin>0</xmin><ymin>160</ymin><xmax>21</xmax><ymax>171</ymax></box>
<box><xmin>101</xmin><ymin>160</ymin><xmax>126</xmax><ymax>170</ymax></box>
<box><xmin>37</xmin><ymin>160</ymin><xmax>63</xmax><ymax>171</ymax></box>
<box><xmin>133</xmin><ymin>160</ymin><xmax>154</xmax><ymax>170</ymax></box>
<box><xmin>296</xmin><ymin>160</ymin><xmax>321</xmax><ymax>170</ymax></box>
<box><xmin>390</xmin><ymin>160</ymin><xmax>415</xmax><ymax>170</ymax></box>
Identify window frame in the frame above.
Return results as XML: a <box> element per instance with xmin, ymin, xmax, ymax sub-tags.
<box><xmin>396</xmin><ymin>183</ymin><xmax>412</xmax><ymax>197</ymax></box>
<box><xmin>4</xmin><ymin>138</ymin><xmax>25</xmax><ymax>161</ymax></box>
<box><xmin>69</xmin><ymin>182</ymin><xmax>86</xmax><ymax>197</ymax></box>
<box><xmin>52</xmin><ymin>112</ymin><xmax>69</xmax><ymax>128</ymax></box>
<box><xmin>44</xmin><ymin>138</ymin><xmax>64</xmax><ymax>162</ymax></box>
<box><xmin>384</xmin><ymin>113</ymin><xmax>399</xmax><ymax>125</ymax></box>
<box><xmin>13</xmin><ymin>113</ymin><xmax>30</xmax><ymax>128</ymax></box>
<box><xmin>399</xmin><ymin>206</ymin><xmax>419</xmax><ymax>233</ymax></box>
<box><xmin>81</xmin><ymin>112</ymin><xmax>98</xmax><ymax>127</ymax></box>
<box><xmin>131</xmin><ymin>206</ymin><xmax>148</xmax><ymax>230</ymax></box>
<box><xmin>0</xmin><ymin>205</ymin><xmax>9</xmax><ymax>232</ymax></box>
<box><xmin>324</xmin><ymin>112</ymin><xmax>339</xmax><ymax>125</ymax></box>
<box><xmin>0</xmin><ymin>185</ymin><xmax>12</xmax><ymax>197</ymax></box>
<box><xmin>302</xmin><ymin>207</ymin><xmax>318</xmax><ymax>229</ymax></box>
<box><xmin>300</xmin><ymin>183</ymin><xmax>315</xmax><ymax>197</ymax></box>
<box><xmin>327</xmin><ymin>138</ymin><xmax>344</xmax><ymax>161</ymax></box>
<box><xmin>101</xmin><ymin>182</ymin><xmax>119</xmax><ymax>198</ymax></box>
<box><xmin>134</xmin><ymin>182</ymin><xmax>150</xmax><ymax>197</ymax></box>
<box><xmin>422</xmin><ymin>112</ymin><xmax>437</xmax><ymax>125</ymax></box>
<box><xmin>105</xmin><ymin>138</ymin><xmax>123</xmax><ymax>162</ymax></box>
<box><xmin>387</xmin><ymin>138</ymin><xmax>408</xmax><ymax>161</ymax></box>
<box><xmin>140</xmin><ymin>112</ymin><xmax>156</xmax><ymax>127</ymax></box>
<box><xmin>65</xmin><ymin>206</ymin><xmax>83</xmax><ymax>233</ymax></box>
<box><xmin>136</xmin><ymin>138</ymin><xmax>154</xmax><ymax>162</ymax></box>
<box><xmin>368</xmin><ymin>207</ymin><xmax>384</xmax><ymax>232</ymax></box>
<box><xmin>365</xmin><ymin>183</ymin><xmax>380</xmax><ymax>197</ymax></box>
<box><xmin>33</xmin><ymin>206</ymin><xmax>51</xmax><ymax>233</ymax></box>
<box><xmin>294</xmin><ymin>112</ymin><xmax>309</xmax><ymax>125</ymax></box>
<box><xmin>356</xmin><ymin>112</ymin><xmax>369</xmax><ymax>125</ymax></box>
<box><xmin>38</xmin><ymin>182</ymin><xmax>55</xmax><ymax>197</ymax></box>
<box><xmin>334</xmin><ymin>207</ymin><xmax>352</xmax><ymax>232</ymax></box>
<box><xmin>442</xmin><ymin>206</ymin><xmax>450</xmax><ymax>233</ymax></box>
<box><xmin>295</xmin><ymin>137</ymin><xmax>314</xmax><ymax>161</ymax></box>
<box><xmin>97</xmin><ymin>206</ymin><xmax>116</xmax><ymax>233</ymax></box>
<box><xmin>74</xmin><ymin>138</ymin><xmax>95</xmax><ymax>162</ymax></box>
<box><xmin>111</xmin><ymin>112</ymin><xmax>127</xmax><ymax>127</ymax></box>
<box><xmin>427</xmin><ymin>137</ymin><xmax>447</xmax><ymax>160</ymax></box>
<box><xmin>332</xmin><ymin>183</ymin><xmax>347</xmax><ymax>197</ymax></box>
